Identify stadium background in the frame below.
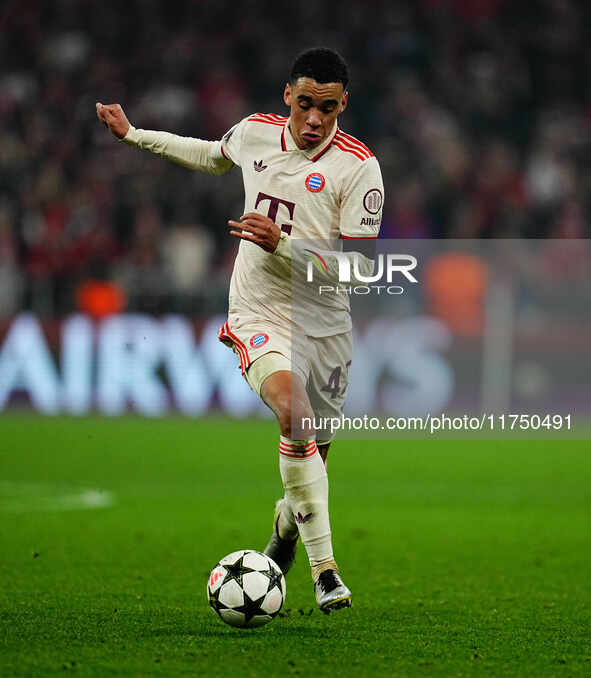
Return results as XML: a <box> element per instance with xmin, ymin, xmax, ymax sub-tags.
<box><xmin>1</xmin><ymin>0</ymin><xmax>590</xmax><ymax>418</ymax></box>
<box><xmin>1</xmin><ymin>3</ymin><xmax>590</xmax><ymax>677</ymax></box>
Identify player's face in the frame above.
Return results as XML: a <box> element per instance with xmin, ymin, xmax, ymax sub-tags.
<box><xmin>284</xmin><ymin>77</ymin><xmax>348</xmax><ymax>150</ymax></box>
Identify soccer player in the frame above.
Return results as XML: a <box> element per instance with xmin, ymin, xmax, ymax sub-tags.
<box><xmin>96</xmin><ymin>47</ymin><xmax>383</xmax><ymax>613</ymax></box>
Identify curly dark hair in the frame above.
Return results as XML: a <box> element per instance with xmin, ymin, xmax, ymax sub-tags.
<box><xmin>289</xmin><ymin>48</ymin><xmax>349</xmax><ymax>89</ymax></box>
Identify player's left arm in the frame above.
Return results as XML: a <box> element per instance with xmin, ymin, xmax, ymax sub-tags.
<box><xmin>336</xmin><ymin>155</ymin><xmax>383</xmax><ymax>275</ymax></box>
<box><xmin>265</xmin><ymin>157</ymin><xmax>383</xmax><ymax>281</ymax></box>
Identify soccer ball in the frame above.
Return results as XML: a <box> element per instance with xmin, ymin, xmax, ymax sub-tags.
<box><xmin>207</xmin><ymin>549</ymin><xmax>285</xmax><ymax>628</ymax></box>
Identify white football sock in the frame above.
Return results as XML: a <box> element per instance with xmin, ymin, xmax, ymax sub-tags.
<box><xmin>278</xmin><ymin>436</ymin><xmax>334</xmax><ymax>569</ymax></box>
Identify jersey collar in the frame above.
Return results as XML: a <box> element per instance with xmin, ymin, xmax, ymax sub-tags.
<box><xmin>282</xmin><ymin>119</ymin><xmax>338</xmax><ymax>162</ymax></box>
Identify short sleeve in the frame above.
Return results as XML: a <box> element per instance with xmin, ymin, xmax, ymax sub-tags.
<box><xmin>220</xmin><ymin>117</ymin><xmax>249</xmax><ymax>168</ymax></box>
<box><xmin>339</xmin><ymin>156</ymin><xmax>384</xmax><ymax>239</ymax></box>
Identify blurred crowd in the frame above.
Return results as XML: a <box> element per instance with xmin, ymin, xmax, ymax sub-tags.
<box><xmin>1</xmin><ymin>0</ymin><xmax>590</xmax><ymax>317</ymax></box>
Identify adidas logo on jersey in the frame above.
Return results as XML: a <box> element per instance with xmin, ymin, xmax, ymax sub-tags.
<box><xmin>253</xmin><ymin>160</ymin><xmax>268</xmax><ymax>172</ymax></box>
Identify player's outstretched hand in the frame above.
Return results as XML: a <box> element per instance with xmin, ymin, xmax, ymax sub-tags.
<box><xmin>95</xmin><ymin>102</ymin><xmax>131</xmax><ymax>139</ymax></box>
<box><xmin>229</xmin><ymin>212</ymin><xmax>281</xmax><ymax>253</ymax></box>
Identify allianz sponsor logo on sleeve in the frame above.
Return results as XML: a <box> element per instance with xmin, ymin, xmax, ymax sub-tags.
<box><xmin>304</xmin><ymin>250</ymin><xmax>418</xmax><ymax>296</ymax></box>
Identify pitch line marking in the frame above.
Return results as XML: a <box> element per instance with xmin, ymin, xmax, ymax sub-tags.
<box><xmin>0</xmin><ymin>482</ymin><xmax>116</xmax><ymax>513</ymax></box>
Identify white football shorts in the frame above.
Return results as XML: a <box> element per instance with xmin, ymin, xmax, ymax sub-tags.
<box><xmin>218</xmin><ymin>319</ymin><xmax>352</xmax><ymax>442</ymax></box>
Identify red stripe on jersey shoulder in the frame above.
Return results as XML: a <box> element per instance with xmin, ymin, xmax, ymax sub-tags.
<box><xmin>332</xmin><ymin>139</ymin><xmax>367</xmax><ymax>161</ymax></box>
<box><xmin>248</xmin><ymin>112</ymin><xmax>288</xmax><ymax>126</ymax></box>
<box><xmin>334</xmin><ymin>134</ymin><xmax>373</xmax><ymax>160</ymax></box>
<box><xmin>336</xmin><ymin>130</ymin><xmax>374</xmax><ymax>157</ymax></box>
<box><xmin>249</xmin><ymin>112</ymin><xmax>288</xmax><ymax>120</ymax></box>
<box><xmin>262</xmin><ymin>112</ymin><xmax>288</xmax><ymax>122</ymax></box>
<box><xmin>248</xmin><ymin>117</ymin><xmax>285</xmax><ymax>127</ymax></box>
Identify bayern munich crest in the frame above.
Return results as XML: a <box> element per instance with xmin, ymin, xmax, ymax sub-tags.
<box><xmin>305</xmin><ymin>173</ymin><xmax>325</xmax><ymax>193</ymax></box>
<box><xmin>250</xmin><ymin>333</ymin><xmax>269</xmax><ymax>348</ymax></box>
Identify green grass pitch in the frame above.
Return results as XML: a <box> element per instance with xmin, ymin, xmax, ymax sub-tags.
<box><xmin>1</xmin><ymin>415</ymin><xmax>590</xmax><ymax>677</ymax></box>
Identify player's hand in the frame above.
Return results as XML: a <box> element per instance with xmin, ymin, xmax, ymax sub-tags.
<box><xmin>228</xmin><ymin>212</ymin><xmax>281</xmax><ymax>253</ymax></box>
<box><xmin>95</xmin><ymin>102</ymin><xmax>131</xmax><ymax>139</ymax></box>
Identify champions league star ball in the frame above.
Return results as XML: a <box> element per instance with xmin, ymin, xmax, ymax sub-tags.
<box><xmin>207</xmin><ymin>550</ymin><xmax>286</xmax><ymax>628</ymax></box>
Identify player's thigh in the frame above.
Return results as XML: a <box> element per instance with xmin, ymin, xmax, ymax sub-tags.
<box><xmin>220</xmin><ymin>318</ymin><xmax>315</xmax><ymax>438</ymax></box>
<box><xmin>219</xmin><ymin>320</ymin><xmax>290</xmax><ymax>378</ymax></box>
<box><xmin>235</xmin><ymin>332</ymin><xmax>313</xmax><ymax>438</ymax></box>
<box><xmin>240</xmin><ymin>332</ymin><xmax>310</xmax><ymax>408</ymax></box>
<box><xmin>306</xmin><ymin>332</ymin><xmax>353</xmax><ymax>443</ymax></box>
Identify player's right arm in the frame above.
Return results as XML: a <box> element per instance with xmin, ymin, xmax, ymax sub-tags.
<box><xmin>95</xmin><ymin>102</ymin><xmax>237</xmax><ymax>176</ymax></box>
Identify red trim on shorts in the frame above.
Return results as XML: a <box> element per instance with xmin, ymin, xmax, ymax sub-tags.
<box><xmin>218</xmin><ymin>321</ymin><xmax>251</xmax><ymax>375</ymax></box>
<box><xmin>220</xmin><ymin>145</ymin><xmax>229</xmax><ymax>160</ymax></box>
<box><xmin>225</xmin><ymin>323</ymin><xmax>251</xmax><ymax>373</ymax></box>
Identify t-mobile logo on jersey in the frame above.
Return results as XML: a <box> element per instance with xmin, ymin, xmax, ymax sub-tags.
<box><xmin>304</xmin><ymin>250</ymin><xmax>419</xmax><ymax>296</ymax></box>
<box><xmin>255</xmin><ymin>192</ymin><xmax>295</xmax><ymax>235</ymax></box>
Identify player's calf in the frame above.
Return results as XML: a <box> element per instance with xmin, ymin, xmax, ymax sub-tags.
<box><xmin>263</xmin><ymin>498</ymin><xmax>298</xmax><ymax>575</ymax></box>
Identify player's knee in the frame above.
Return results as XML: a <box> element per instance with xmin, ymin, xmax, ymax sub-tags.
<box><xmin>274</xmin><ymin>392</ymin><xmax>315</xmax><ymax>440</ymax></box>
<box><xmin>261</xmin><ymin>371</ymin><xmax>315</xmax><ymax>439</ymax></box>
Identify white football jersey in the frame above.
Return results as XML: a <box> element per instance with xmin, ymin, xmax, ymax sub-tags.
<box><xmin>220</xmin><ymin>113</ymin><xmax>384</xmax><ymax>337</ymax></box>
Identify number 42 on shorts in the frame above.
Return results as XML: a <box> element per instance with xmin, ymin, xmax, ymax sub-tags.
<box><xmin>321</xmin><ymin>361</ymin><xmax>352</xmax><ymax>399</ymax></box>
